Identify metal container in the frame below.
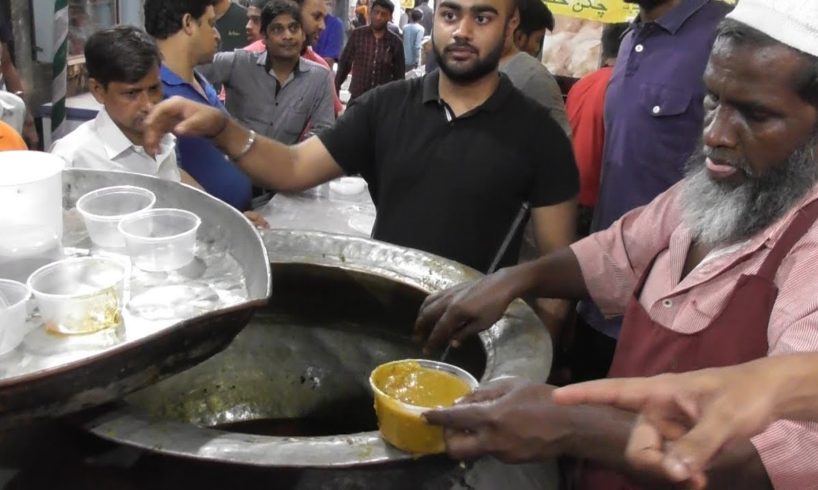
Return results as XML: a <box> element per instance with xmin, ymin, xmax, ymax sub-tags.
<box><xmin>83</xmin><ymin>230</ymin><xmax>552</xmax><ymax>482</ymax></box>
<box><xmin>0</xmin><ymin>169</ymin><xmax>271</xmax><ymax>428</ymax></box>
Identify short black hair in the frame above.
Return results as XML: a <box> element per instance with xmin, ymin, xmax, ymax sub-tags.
<box><xmin>144</xmin><ymin>0</ymin><xmax>217</xmax><ymax>40</ymax></box>
<box><xmin>517</xmin><ymin>0</ymin><xmax>554</xmax><ymax>35</ymax></box>
<box><xmin>372</xmin><ymin>0</ymin><xmax>395</xmax><ymax>15</ymax></box>
<box><xmin>84</xmin><ymin>25</ymin><xmax>161</xmax><ymax>87</ymax></box>
<box><xmin>261</xmin><ymin>0</ymin><xmax>302</xmax><ymax>35</ymax></box>
<box><xmin>249</xmin><ymin>0</ymin><xmax>269</xmax><ymax>8</ymax></box>
<box><xmin>716</xmin><ymin>18</ymin><xmax>818</xmax><ymax>107</ymax></box>
<box><xmin>601</xmin><ymin>23</ymin><xmax>628</xmax><ymax>60</ymax></box>
<box><xmin>409</xmin><ymin>8</ymin><xmax>423</xmax><ymax>22</ymax></box>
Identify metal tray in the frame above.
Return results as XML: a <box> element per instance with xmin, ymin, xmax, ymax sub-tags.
<box><xmin>0</xmin><ymin>169</ymin><xmax>271</xmax><ymax>428</ymax></box>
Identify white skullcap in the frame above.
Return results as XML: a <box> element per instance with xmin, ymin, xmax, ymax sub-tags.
<box><xmin>726</xmin><ymin>0</ymin><xmax>818</xmax><ymax>58</ymax></box>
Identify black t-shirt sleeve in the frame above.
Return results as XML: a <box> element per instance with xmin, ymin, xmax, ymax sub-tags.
<box><xmin>527</xmin><ymin>107</ymin><xmax>579</xmax><ymax>208</ymax></box>
<box><xmin>317</xmin><ymin>90</ymin><xmax>376</xmax><ymax>179</ymax></box>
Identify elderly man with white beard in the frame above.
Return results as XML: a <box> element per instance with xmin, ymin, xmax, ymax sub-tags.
<box><xmin>414</xmin><ymin>0</ymin><xmax>818</xmax><ymax>488</ymax></box>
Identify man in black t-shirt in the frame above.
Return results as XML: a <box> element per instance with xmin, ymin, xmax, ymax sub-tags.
<box><xmin>143</xmin><ymin>0</ymin><xmax>578</xmax><ymax>274</ymax></box>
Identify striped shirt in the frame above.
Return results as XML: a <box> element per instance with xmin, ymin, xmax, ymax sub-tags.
<box><xmin>571</xmin><ymin>182</ymin><xmax>818</xmax><ymax>489</ymax></box>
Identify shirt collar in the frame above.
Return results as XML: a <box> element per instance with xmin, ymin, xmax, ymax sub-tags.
<box><xmin>160</xmin><ymin>64</ymin><xmax>187</xmax><ymax>87</ymax></box>
<box><xmin>256</xmin><ymin>51</ymin><xmax>309</xmax><ymax>73</ymax></box>
<box><xmin>422</xmin><ymin>70</ymin><xmax>515</xmax><ymax>115</ymax></box>
<box><xmin>760</xmin><ymin>184</ymin><xmax>818</xmax><ymax>248</ymax></box>
<box><xmin>634</xmin><ymin>0</ymin><xmax>710</xmax><ymax>35</ymax></box>
<box><xmin>93</xmin><ymin>108</ymin><xmax>136</xmax><ymax>159</ymax></box>
<box><xmin>93</xmin><ymin>108</ymin><xmax>174</xmax><ymax>161</ymax></box>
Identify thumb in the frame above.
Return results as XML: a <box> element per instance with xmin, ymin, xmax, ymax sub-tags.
<box><xmin>664</xmin><ymin>406</ymin><xmax>736</xmax><ymax>477</ymax></box>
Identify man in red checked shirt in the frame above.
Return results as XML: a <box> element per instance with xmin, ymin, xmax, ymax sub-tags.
<box><xmin>335</xmin><ymin>0</ymin><xmax>406</xmax><ymax>102</ymax></box>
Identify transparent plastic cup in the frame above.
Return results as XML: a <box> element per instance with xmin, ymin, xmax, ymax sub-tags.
<box><xmin>369</xmin><ymin>359</ymin><xmax>479</xmax><ymax>454</ymax></box>
<box><xmin>0</xmin><ymin>279</ymin><xmax>31</xmax><ymax>354</ymax></box>
<box><xmin>27</xmin><ymin>257</ymin><xmax>127</xmax><ymax>335</ymax></box>
<box><xmin>118</xmin><ymin>208</ymin><xmax>201</xmax><ymax>272</ymax></box>
<box><xmin>76</xmin><ymin>186</ymin><xmax>156</xmax><ymax>249</ymax></box>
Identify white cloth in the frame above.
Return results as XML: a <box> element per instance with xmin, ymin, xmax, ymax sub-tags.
<box><xmin>727</xmin><ymin>0</ymin><xmax>818</xmax><ymax>58</ymax></box>
<box><xmin>49</xmin><ymin>108</ymin><xmax>180</xmax><ymax>182</ymax></box>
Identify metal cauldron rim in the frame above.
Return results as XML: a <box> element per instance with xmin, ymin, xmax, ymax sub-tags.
<box><xmin>84</xmin><ymin>229</ymin><xmax>551</xmax><ymax>467</ymax></box>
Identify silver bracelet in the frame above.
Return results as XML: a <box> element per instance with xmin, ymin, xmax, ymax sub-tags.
<box><xmin>233</xmin><ymin>129</ymin><xmax>257</xmax><ymax>161</ymax></box>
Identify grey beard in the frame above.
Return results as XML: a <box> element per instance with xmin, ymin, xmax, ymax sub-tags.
<box><xmin>681</xmin><ymin>136</ymin><xmax>818</xmax><ymax>247</ymax></box>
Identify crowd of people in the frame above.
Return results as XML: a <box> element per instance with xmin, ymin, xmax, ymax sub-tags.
<box><xmin>1</xmin><ymin>0</ymin><xmax>818</xmax><ymax>487</ymax></box>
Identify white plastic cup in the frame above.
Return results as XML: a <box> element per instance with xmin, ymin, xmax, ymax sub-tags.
<box><xmin>0</xmin><ymin>279</ymin><xmax>31</xmax><ymax>354</ymax></box>
<box><xmin>76</xmin><ymin>186</ymin><xmax>156</xmax><ymax>249</ymax></box>
<box><xmin>118</xmin><ymin>208</ymin><xmax>201</xmax><ymax>272</ymax></box>
<box><xmin>27</xmin><ymin>257</ymin><xmax>126</xmax><ymax>335</ymax></box>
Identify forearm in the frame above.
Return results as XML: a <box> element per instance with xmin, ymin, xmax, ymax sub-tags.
<box><xmin>770</xmin><ymin>354</ymin><xmax>818</xmax><ymax>421</ymax></box>
<box><xmin>1</xmin><ymin>45</ymin><xmax>24</xmax><ymax>93</ymax></box>
<box><xmin>564</xmin><ymin>404</ymin><xmax>635</xmax><ymax>471</ymax></box>
<box><xmin>566</xmin><ymin>405</ymin><xmax>772</xmax><ymax>488</ymax></box>
<box><xmin>336</xmin><ymin>51</ymin><xmax>352</xmax><ymax>89</ymax></box>
<box><xmin>213</xmin><ymin>118</ymin><xmax>303</xmax><ymax>191</ymax></box>
<box><xmin>501</xmin><ymin>247</ymin><xmax>589</xmax><ymax>302</ymax></box>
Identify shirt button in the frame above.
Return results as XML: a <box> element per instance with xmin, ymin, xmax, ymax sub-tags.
<box><xmin>635</xmin><ymin>44</ymin><xmax>644</xmax><ymax>53</ymax></box>
<box><xmin>662</xmin><ymin>299</ymin><xmax>673</xmax><ymax>308</ymax></box>
<box><xmin>652</xmin><ymin>105</ymin><xmax>661</xmax><ymax>114</ymax></box>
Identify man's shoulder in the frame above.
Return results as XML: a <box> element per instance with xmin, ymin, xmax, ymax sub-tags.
<box><xmin>50</xmin><ymin>118</ymin><xmax>110</xmax><ymax>165</ymax></box>
<box><xmin>502</xmin><ymin>52</ymin><xmax>550</xmax><ymax>77</ymax></box>
<box><xmin>224</xmin><ymin>2</ymin><xmax>247</xmax><ymax>22</ymax></box>
<box><xmin>701</xmin><ymin>0</ymin><xmax>733</xmax><ymax>17</ymax></box>
<box><xmin>326</xmin><ymin>14</ymin><xmax>343</xmax><ymax>29</ymax></box>
<box><xmin>350</xmin><ymin>26</ymin><xmax>368</xmax><ymax>38</ymax></box>
<box><xmin>301</xmin><ymin>57</ymin><xmax>331</xmax><ymax>73</ymax></box>
<box><xmin>497</xmin><ymin>80</ymin><xmax>566</xmax><ymax>137</ymax></box>
<box><xmin>50</xmin><ymin>118</ymin><xmax>98</xmax><ymax>153</ymax></box>
<box><xmin>218</xmin><ymin>48</ymin><xmax>253</xmax><ymax>61</ymax></box>
<box><xmin>354</xmin><ymin>77</ymin><xmax>422</xmax><ymax>108</ymax></box>
<box><xmin>386</xmin><ymin>30</ymin><xmax>403</xmax><ymax>44</ymax></box>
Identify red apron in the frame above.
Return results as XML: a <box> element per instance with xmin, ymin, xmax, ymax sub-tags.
<box><xmin>578</xmin><ymin>199</ymin><xmax>818</xmax><ymax>490</ymax></box>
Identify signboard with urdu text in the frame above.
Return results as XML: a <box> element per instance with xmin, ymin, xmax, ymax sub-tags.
<box><xmin>543</xmin><ymin>0</ymin><xmax>736</xmax><ymax>24</ymax></box>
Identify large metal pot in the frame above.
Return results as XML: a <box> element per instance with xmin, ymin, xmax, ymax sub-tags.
<box><xmin>83</xmin><ymin>230</ymin><xmax>552</xmax><ymax>483</ymax></box>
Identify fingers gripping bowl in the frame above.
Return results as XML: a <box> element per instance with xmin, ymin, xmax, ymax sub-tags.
<box><xmin>370</xmin><ymin>359</ymin><xmax>478</xmax><ymax>454</ymax></box>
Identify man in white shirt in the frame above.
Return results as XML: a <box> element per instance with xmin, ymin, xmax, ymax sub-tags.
<box><xmin>51</xmin><ymin>25</ymin><xmax>190</xmax><ymax>184</ymax></box>
<box><xmin>52</xmin><ymin>25</ymin><xmax>268</xmax><ymax>227</ymax></box>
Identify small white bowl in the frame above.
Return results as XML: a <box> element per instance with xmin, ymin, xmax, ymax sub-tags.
<box><xmin>330</xmin><ymin>177</ymin><xmax>367</xmax><ymax>196</ymax></box>
<box><xmin>76</xmin><ymin>186</ymin><xmax>156</xmax><ymax>249</ymax></box>
<box><xmin>27</xmin><ymin>257</ymin><xmax>126</xmax><ymax>335</ymax></box>
<box><xmin>118</xmin><ymin>208</ymin><xmax>201</xmax><ymax>272</ymax></box>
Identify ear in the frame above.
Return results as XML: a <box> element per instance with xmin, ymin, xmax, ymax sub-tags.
<box><xmin>87</xmin><ymin>78</ymin><xmax>107</xmax><ymax>104</ymax></box>
<box><xmin>513</xmin><ymin>29</ymin><xmax>525</xmax><ymax>50</ymax></box>
<box><xmin>508</xmin><ymin>7</ymin><xmax>520</xmax><ymax>34</ymax></box>
<box><xmin>182</xmin><ymin>13</ymin><xmax>196</xmax><ymax>35</ymax></box>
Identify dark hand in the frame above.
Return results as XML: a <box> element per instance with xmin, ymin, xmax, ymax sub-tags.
<box><xmin>423</xmin><ymin>378</ymin><xmax>573</xmax><ymax>463</ymax></box>
<box><xmin>413</xmin><ymin>270</ymin><xmax>517</xmax><ymax>353</ymax></box>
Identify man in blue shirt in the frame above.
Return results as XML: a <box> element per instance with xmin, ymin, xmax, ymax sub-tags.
<box><xmin>144</xmin><ymin>0</ymin><xmax>253</xmax><ymax>211</ymax></box>
<box><xmin>314</xmin><ymin>9</ymin><xmax>344</xmax><ymax>68</ymax></box>
<box><xmin>569</xmin><ymin>0</ymin><xmax>733</xmax><ymax>382</ymax></box>
<box><xmin>402</xmin><ymin>9</ymin><xmax>424</xmax><ymax>70</ymax></box>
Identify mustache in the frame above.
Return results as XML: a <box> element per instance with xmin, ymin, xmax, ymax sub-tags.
<box><xmin>444</xmin><ymin>41</ymin><xmax>478</xmax><ymax>54</ymax></box>
<box><xmin>702</xmin><ymin>146</ymin><xmax>754</xmax><ymax>176</ymax></box>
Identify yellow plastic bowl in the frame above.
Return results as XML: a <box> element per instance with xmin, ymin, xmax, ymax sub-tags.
<box><xmin>369</xmin><ymin>359</ymin><xmax>479</xmax><ymax>454</ymax></box>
